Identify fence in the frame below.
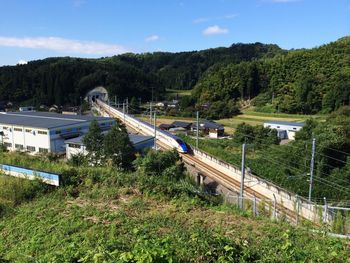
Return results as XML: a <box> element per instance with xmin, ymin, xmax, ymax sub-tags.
<box><xmin>192</xmin><ymin>148</ymin><xmax>333</xmax><ymax>224</ymax></box>
<box><xmin>0</xmin><ymin>164</ymin><xmax>60</xmax><ymax>186</ymax></box>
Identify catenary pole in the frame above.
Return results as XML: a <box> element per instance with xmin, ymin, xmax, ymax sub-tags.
<box><xmin>196</xmin><ymin>111</ymin><xmax>199</xmax><ymax>148</ymax></box>
<box><xmin>308</xmin><ymin>138</ymin><xmax>316</xmax><ymax>202</ymax></box>
<box><xmin>154</xmin><ymin>111</ymin><xmax>157</xmax><ymax>149</ymax></box>
<box><xmin>240</xmin><ymin>143</ymin><xmax>246</xmax><ymax>209</ymax></box>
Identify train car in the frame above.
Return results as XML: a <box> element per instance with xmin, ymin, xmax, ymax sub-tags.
<box><xmin>95</xmin><ymin>99</ymin><xmax>188</xmax><ymax>153</ymax></box>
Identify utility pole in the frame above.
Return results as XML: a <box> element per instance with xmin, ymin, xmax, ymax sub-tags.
<box><xmin>123</xmin><ymin>103</ymin><xmax>125</xmax><ymax>123</ymax></box>
<box><xmin>240</xmin><ymin>143</ymin><xmax>246</xmax><ymax>209</ymax></box>
<box><xmin>153</xmin><ymin>111</ymin><xmax>157</xmax><ymax>149</ymax></box>
<box><xmin>114</xmin><ymin>95</ymin><xmax>117</xmax><ymax>106</ymax></box>
<box><xmin>126</xmin><ymin>98</ymin><xmax>129</xmax><ymax>114</ymax></box>
<box><xmin>308</xmin><ymin>138</ymin><xmax>316</xmax><ymax>202</ymax></box>
<box><xmin>196</xmin><ymin>111</ymin><xmax>199</xmax><ymax>148</ymax></box>
<box><xmin>149</xmin><ymin>102</ymin><xmax>152</xmax><ymax>124</ymax></box>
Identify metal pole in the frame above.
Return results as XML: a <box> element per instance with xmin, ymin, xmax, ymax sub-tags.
<box><xmin>149</xmin><ymin>102</ymin><xmax>152</xmax><ymax>124</ymax></box>
<box><xmin>123</xmin><ymin>103</ymin><xmax>125</xmax><ymax>123</ymax></box>
<box><xmin>153</xmin><ymin>112</ymin><xmax>156</xmax><ymax>149</ymax></box>
<box><xmin>296</xmin><ymin>194</ymin><xmax>300</xmax><ymax>225</ymax></box>
<box><xmin>273</xmin><ymin>194</ymin><xmax>277</xmax><ymax>219</ymax></box>
<box><xmin>253</xmin><ymin>194</ymin><xmax>257</xmax><ymax>217</ymax></box>
<box><xmin>126</xmin><ymin>98</ymin><xmax>129</xmax><ymax>114</ymax></box>
<box><xmin>323</xmin><ymin>197</ymin><xmax>328</xmax><ymax>223</ymax></box>
<box><xmin>308</xmin><ymin>138</ymin><xmax>316</xmax><ymax>202</ymax></box>
<box><xmin>240</xmin><ymin>143</ymin><xmax>246</xmax><ymax>209</ymax></box>
<box><xmin>196</xmin><ymin>111</ymin><xmax>199</xmax><ymax>149</ymax></box>
<box><xmin>114</xmin><ymin>95</ymin><xmax>116</xmax><ymax>106</ymax></box>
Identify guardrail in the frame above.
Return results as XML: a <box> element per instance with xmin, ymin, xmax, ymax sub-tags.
<box><xmin>0</xmin><ymin>164</ymin><xmax>60</xmax><ymax>186</ymax></box>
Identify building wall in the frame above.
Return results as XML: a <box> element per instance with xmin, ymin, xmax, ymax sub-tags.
<box><xmin>0</xmin><ymin>119</ymin><xmax>114</xmax><ymax>154</ymax></box>
<box><xmin>263</xmin><ymin>123</ymin><xmax>303</xmax><ymax>140</ymax></box>
<box><xmin>0</xmin><ymin>124</ymin><xmax>50</xmax><ymax>153</ymax></box>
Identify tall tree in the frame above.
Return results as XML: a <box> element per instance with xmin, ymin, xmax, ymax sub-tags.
<box><xmin>82</xmin><ymin>120</ymin><xmax>103</xmax><ymax>166</ymax></box>
<box><xmin>103</xmin><ymin>122</ymin><xmax>135</xmax><ymax>169</ymax></box>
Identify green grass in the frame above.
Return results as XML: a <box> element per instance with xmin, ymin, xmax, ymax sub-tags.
<box><xmin>165</xmin><ymin>88</ymin><xmax>191</xmax><ymax>97</ymax></box>
<box><xmin>0</xmin><ymin>152</ymin><xmax>349</xmax><ymax>262</ymax></box>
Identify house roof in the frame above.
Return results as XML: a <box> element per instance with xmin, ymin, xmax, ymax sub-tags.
<box><xmin>65</xmin><ymin>132</ymin><xmax>153</xmax><ymax>146</ymax></box>
<box><xmin>159</xmin><ymin>123</ymin><xmax>174</xmax><ymax>129</ymax></box>
<box><xmin>191</xmin><ymin>120</ymin><xmax>224</xmax><ymax>130</ymax></box>
<box><xmin>0</xmin><ymin>111</ymin><xmax>113</xmax><ymax>129</ymax></box>
<box><xmin>172</xmin><ymin>121</ymin><xmax>192</xmax><ymax>129</ymax></box>
<box><xmin>264</xmin><ymin>121</ymin><xmax>305</xmax><ymax>127</ymax></box>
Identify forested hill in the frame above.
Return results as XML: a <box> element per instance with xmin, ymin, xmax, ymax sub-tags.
<box><xmin>0</xmin><ymin>42</ymin><xmax>282</xmax><ymax>106</ymax></box>
<box><xmin>0</xmin><ymin>37</ymin><xmax>349</xmax><ymax>115</ymax></box>
<box><xmin>193</xmin><ymin>36</ymin><xmax>350</xmax><ymax>114</ymax></box>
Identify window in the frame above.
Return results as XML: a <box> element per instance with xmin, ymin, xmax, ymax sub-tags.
<box><xmin>14</xmin><ymin>128</ymin><xmax>22</xmax><ymax>132</ymax></box>
<box><xmin>293</xmin><ymin>128</ymin><xmax>297</xmax><ymax>130</ymax></box>
<box><xmin>4</xmin><ymin>142</ymin><xmax>12</xmax><ymax>148</ymax></box>
<box><xmin>26</xmin><ymin>146</ymin><xmax>35</xmax><ymax>152</ymax></box>
<box><xmin>38</xmin><ymin>130</ymin><xmax>48</xmax><ymax>135</ymax></box>
<box><xmin>68</xmin><ymin>143</ymin><xmax>81</xmax><ymax>149</ymax></box>
<box><xmin>55</xmin><ymin>130</ymin><xmax>61</xmax><ymax>134</ymax></box>
<box><xmin>15</xmin><ymin>144</ymin><xmax>24</xmax><ymax>150</ymax></box>
<box><xmin>39</xmin><ymin>148</ymin><xmax>48</xmax><ymax>153</ymax></box>
<box><xmin>277</xmin><ymin>126</ymin><xmax>280</xmax><ymax>128</ymax></box>
<box><xmin>25</xmin><ymin>129</ymin><xmax>32</xmax><ymax>133</ymax></box>
<box><xmin>2</xmin><ymin>126</ymin><xmax>8</xmax><ymax>130</ymax></box>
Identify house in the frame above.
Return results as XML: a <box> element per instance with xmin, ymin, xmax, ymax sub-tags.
<box><xmin>158</xmin><ymin>123</ymin><xmax>174</xmax><ymax>131</ymax></box>
<box><xmin>171</xmin><ymin>121</ymin><xmax>192</xmax><ymax>130</ymax></box>
<box><xmin>191</xmin><ymin>120</ymin><xmax>225</xmax><ymax>138</ymax></box>
<box><xmin>65</xmin><ymin>133</ymin><xmax>154</xmax><ymax>159</ymax></box>
<box><xmin>263</xmin><ymin>121</ymin><xmax>305</xmax><ymax>140</ymax></box>
<box><xmin>0</xmin><ymin>111</ymin><xmax>115</xmax><ymax>154</ymax></box>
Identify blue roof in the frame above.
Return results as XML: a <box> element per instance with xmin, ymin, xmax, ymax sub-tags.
<box><xmin>264</xmin><ymin>121</ymin><xmax>305</xmax><ymax>127</ymax></box>
<box><xmin>0</xmin><ymin>111</ymin><xmax>113</xmax><ymax>129</ymax></box>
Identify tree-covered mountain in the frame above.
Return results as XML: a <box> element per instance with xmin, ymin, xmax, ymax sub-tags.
<box><xmin>193</xmin><ymin>36</ymin><xmax>350</xmax><ymax>114</ymax></box>
<box><xmin>0</xmin><ymin>36</ymin><xmax>349</xmax><ymax>115</ymax></box>
<box><xmin>0</xmin><ymin>43</ymin><xmax>282</xmax><ymax>107</ymax></box>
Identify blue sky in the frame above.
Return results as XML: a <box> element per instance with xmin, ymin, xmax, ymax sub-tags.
<box><xmin>0</xmin><ymin>0</ymin><xmax>349</xmax><ymax>65</ymax></box>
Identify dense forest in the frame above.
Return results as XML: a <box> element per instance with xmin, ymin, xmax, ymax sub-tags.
<box><xmin>0</xmin><ymin>42</ymin><xmax>282</xmax><ymax>107</ymax></box>
<box><xmin>0</xmin><ymin>36</ymin><xmax>349</xmax><ymax>115</ymax></box>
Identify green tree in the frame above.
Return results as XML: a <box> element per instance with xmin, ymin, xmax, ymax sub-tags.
<box><xmin>129</xmin><ymin>97</ymin><xmax>140</xmax><ymax>114</ymax></box>
<box><xmin>103</xmin><ymin>123</ymin><xmax>135</xmax><ymax>169</ymax></box>
<box><xmin>82</xmin><ymin>120</ymin><xmax>103</xmax><ymax>166</ymax></box>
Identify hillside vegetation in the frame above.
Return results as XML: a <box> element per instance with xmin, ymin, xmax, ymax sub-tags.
<box><xmin>1</xmin><ymin>151</ymin><xmax>350</xmax><ymax>262</ymax></box>
<box><xmin>1</xmin><ymin>36</ymin><xmax>349</xmax><ymax>116</ymax></box>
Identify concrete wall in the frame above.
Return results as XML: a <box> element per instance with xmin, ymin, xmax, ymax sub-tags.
<box><xmin>192</xmin><ymin>148</ymin><xmax>329</xmax><ymax>223</ymax></box>
<box><xmin>0</xmin><ymin>164</ymin><xmax>59</xmax><ymax>186</ymax></box>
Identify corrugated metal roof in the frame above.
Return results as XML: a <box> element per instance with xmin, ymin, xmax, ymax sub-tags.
<box><xmin>264</xmin><ymin>121</ymin><xmax>305</xmax><ymax>127</ymax></box>
<box><xmin>0</xmin><ymin>112</ymin><xmax>113</xmax><ymax>129</ymax></box>
<box><xmin>65</xmin><ymin>132</ymin><xmax>153</xmax><ymax>146</ymax></box>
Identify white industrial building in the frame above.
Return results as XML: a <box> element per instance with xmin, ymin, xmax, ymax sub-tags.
<box><xmin>65</xmin><ymin>133</ymin><xmax>154</xmax><ymax>159</ymax></box>
<box><xmin>0</xmin><ymin>112</ymin><xmax>115</xmax><ymax>154</ymax></box>
<box><xmin>263</xmin><ymin>121</ymin><xmax>305</xmax><ymax>140</ymax></box>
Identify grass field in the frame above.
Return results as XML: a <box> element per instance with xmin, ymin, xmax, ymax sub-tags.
<box><xmin>140</xmin><ymin>108</ymin><xmax>327</xmax><ymax>135</ymax></box>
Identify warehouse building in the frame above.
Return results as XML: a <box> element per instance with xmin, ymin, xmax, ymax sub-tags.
<box><xmin>0</xmin><ymin>112</ymin><xmax>115</xmax><ymax>154</ymax></box>
<box><xmin>263</xmin><ymin>121</ymin><xmax>305</xmax><ymax>140</ymax></box>
<box><xmin>65</xmin><ymin>133</ymin><xmax>154</xmax><ymax>159</ymax></box>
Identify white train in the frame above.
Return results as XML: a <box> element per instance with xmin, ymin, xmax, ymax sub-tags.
<box><xmin>95</xmin><ymin>99</ymin><xmax>188</xmax><ymax>153</ymax></box>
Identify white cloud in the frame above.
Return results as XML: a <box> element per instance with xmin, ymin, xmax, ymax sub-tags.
<box><xmin>194</xmin><ymin>13</ymin><xmax>238</xmax><ymax>24</ymax></box>
<box><xmin>194</xmin><ymin>17</ymin><xmax>209</xmax><ymax>24</ymax></box>
<box><xmin>267</xmin><ymin>0</ymin><xmax>301</xmax><ymax>3</ymax></box>
<box><xmin>145</xmin><ymin>35</ymin><xmax>160</xmax><ymax>42</ymax></box>
<box><xmin>17</xmin><ymin>60</ymin><xmax>28</xmax><ymax>65</ymax></box>
<box><xmin>0</xmin><ymin>36</ymin><xmax>130</xmax><ymax>55</ymax></box>
<box><xmin>202</xmin><ymin>25</ymin><xmax>229</xmax><ymax>36</ymax></box>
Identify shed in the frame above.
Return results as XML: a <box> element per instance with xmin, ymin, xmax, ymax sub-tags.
<box><xmin>171</xmin><ymin>121</ymin><xmax>192</xmax><ymax>130</ymax></box>
<box><xmin>191</xmin><ymin>120</ymin><xmax>224</xmax><ymax>138</ymax></box>
<box><xmin>263</xmin><ymin>121</ymin><xmax>305</xmax><ymax>140</ymax></box>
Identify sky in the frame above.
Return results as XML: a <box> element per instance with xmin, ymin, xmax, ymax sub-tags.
<box><xmin>0</xmin><ymin>0</ymin><xmax>349</xmax><ymax>66</ymax></box>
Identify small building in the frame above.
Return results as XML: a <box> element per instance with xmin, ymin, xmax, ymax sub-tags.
<box><xmin>159</xmin><ymin>123</ymin><xmax>174</xmax><ymax>131</ymax></box>
<box><xmin>65</xmin><ymin>133</ymin><xmax>154</xmax><ymax>159</ymax></box>
<box><xmin>263</xmin><ymin>121</ymin><xmax>305</xmax><ymax>140</ymax></box>
<box><xmin>191</xmin><ymin>121</ymin><xmax>224</xmax><ymax>138</ymax></box>
<box><xmin>171</xmin><ymin>121</ymin><xmax>192</xmax><ymax>130</ymax></box>
<box><xmin>19</xmin><ymin>106</ymin><xmax>35</xmax><ymax>112</ymax></box>
<box><xmin>0</xmin><ymin>111</ymin><xmax>115</xmax><ymax>154</ymax></box>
